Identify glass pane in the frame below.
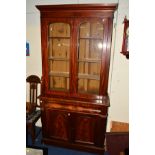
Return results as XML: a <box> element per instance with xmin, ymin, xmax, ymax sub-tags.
<box><xmin>78</xmin><ymin>39</ymin><xmax>102</xmax><ymax>59</ymax></box>
<box><xmin>49</xmin><ymin>60</ymin><xmax>69</xmax><ymax>73</ymax></box>
<box><xmin>48</xmin><ymin>23</ymin><xmax>70</xmax><ymax>91</ymax></box>
<box><xmin>78</xmin><ymin>79</ymin><xmax>99</xmax><ymax>94</ymax></box>
<box><xmin>49</xmin><ymin>76</ymin><xmax>69</xmax><ymax>91</ymax></box>
<box><xmin>78</xmin><ymin>21</ymin><xmax>104</xmax><ymax>95</ymax></box>
<box><xmin>79</xmin><ymin>22</ymin><xmax>90</xmax><ymax>38</ymax></box>
<box><xmin>78</xmin><ymin>62</ymin><xmax>101</xmax><ymax>77</ymax></box>
<box><xmin>49</xmin><ymin>23</ymin><xmax>70</xmax><ymax>37</ymax></box>
<box><xmin>49</xmin><ymin>39</ymin><xmax>70</xmax><ymax>58</ymax></box>
<box><xmin>79</xmin><ymin>22</ymin><xmax>103</xmax><ymax>38</ymax></box>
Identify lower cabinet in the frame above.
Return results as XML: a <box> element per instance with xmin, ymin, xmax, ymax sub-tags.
<box><xmin>44</xmin><ymin>107</ymin><xmax>107</xmax><ymax>148</ymax></box>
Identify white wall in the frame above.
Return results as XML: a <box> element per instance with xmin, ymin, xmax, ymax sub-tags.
<box><xmin>107</xmin><ymin>0</ymin><xmax>129</xmax><ymax>131</ymax></box>
<box><xmin>26</xmin><ymin>0</ymin><xmax>129</xmax><ymax>130</ymax></box>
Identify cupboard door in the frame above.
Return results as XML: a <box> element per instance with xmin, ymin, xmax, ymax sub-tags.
<box><xmin>45</xmin><ymin>109</ymin><xmax>70</xmax><ymax>141</ymax></box>
<box><xmin>73</xmin><ymin>113</ymin><xmax>107</xmax><ymax>147</ymax></box>
<box><xmin>48</xmin><ymin>22</ymin><xmax>71</xmax><ymax>92</ymax></box>
<box><xmin>77</xmin><ymin>19</ymin><xmax>104</xmax><ymax>95</ymax></box>
<box><xmin>73</xmin><ymin>113</ymin><xmax>96</xmax><ymax>145</ymax></box>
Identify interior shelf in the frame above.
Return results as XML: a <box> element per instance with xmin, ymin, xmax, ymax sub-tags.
<box><xmin>48</xmin><ymin>37</ymin><xmax>70</xmax><ymax>39</ymax></box>
<box><xmin>79</xmin><ymin>37</ymin><xmax>103</xmax><ymax>40</ymax></box>
<box><xmin>78</xmin><ymin>58</ymin><xmax>101</xmax><ymax>63</ymax></box>
<box><xmin>78</xmin><ymin>73</ymin><xmax>100</xmax><ymax>80</ymax></box>
<box><xmin>49</xmin><ymin>57</ymin><xmax>69</xmax><ymax>61</ymax></box>
<box><xmin>49</xmin><ymin>71</ymin><xmax>69</xmax><ymax>77</ymax></box>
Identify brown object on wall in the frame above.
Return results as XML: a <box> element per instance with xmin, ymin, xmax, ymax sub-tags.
<box><xmin>121</xmin><ymin>17</ymin><xmax>129</xmax><ymax>59</ymax></box>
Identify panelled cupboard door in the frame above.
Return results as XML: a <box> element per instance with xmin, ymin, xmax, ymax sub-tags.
<box><xmin>73</xmin><ymin>114</ymin><xmax>96</xmax><ymax>145</ymax></box>
<box><xmin>72</xmin><ymin>113</ymin><xmax>107</xmax><ymax>147</ymax></box>
<box><xmin>45</xmin><ymin>109</ymin><xmax>71</xmax><ymax>141</ymax></box>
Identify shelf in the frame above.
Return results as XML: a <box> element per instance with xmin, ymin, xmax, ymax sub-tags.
<box><xmin>49</xmin><ymin>57</ymin><xmax>69</xmax><ymax>61</ymax></box>
<box><xmin>49</xmin><ymin>88</ymin><xmax>69</xmax><ymax>92</ymax></box>
<box><xmin>78</xmin><ymin>90</ymin><xmax>99</xmax><ymax>95</ymax></box>
<box><xmin>48</xmin><ymin>57</ymin><xmax>101</xmax><ymax>63</ymax></box>
<box><xmin>49</xmin><ymin>71</ymin><xmax>69</xmax><ymax>77</ymax></box>
<box><xmin>78</xmin><ymin>73</ymin><xmax>100</xmax><ymax>80</ymax></box>
<box><xmin>79</xmin><ymin>37</ymin><xmax>103</xmax><ymax>40</ymax></box>
<box><xmin>48</xmin><ymin>37</ymin><xmax>70</xmax><ymax>39</ymax></box>
<box><xmin>78</xmin><ymin>58</ymin><xmax>101</xmax><ymax>63</ymax></box>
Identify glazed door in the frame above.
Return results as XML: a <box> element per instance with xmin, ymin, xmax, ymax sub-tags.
<box><xmin>48</xmin><ymin>21</ymin><xmax>71</xmax><ymax>91</ymax></box>
<box><xmin>45</xmin><ymin>109</ymin><xmax>71</xmax><ymax>141</ymax></box>
<box><xmin>74</xmin><ymin>18</ymin><xmax>108</xmax><ymax>96</ymax></box>
<box><xmin>42</xmin><ymin>18</ymin><xmax>74</xmax><ymax>95</ymax></box>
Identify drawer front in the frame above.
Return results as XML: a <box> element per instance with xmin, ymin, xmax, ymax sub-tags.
<box><xmin>45</xmin><ymin>108</ymin><xmax>71</xmax><ymax>141</ymax></box>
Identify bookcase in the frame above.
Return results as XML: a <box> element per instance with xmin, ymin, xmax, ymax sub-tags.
<box><xmin>36</xmin><ymin>4</ymin><xmax>117</xmax><ymax>155</ymax></box>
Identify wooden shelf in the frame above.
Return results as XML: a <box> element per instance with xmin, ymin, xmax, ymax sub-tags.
<box><xmin>78</xmin><ymin>73</ymin><xmax>100</xmax><ymax>80</ymax></box>
<box><xmin>78</xmin><ymin>58</ymin><xmax>101</xmax><ymax>63</ymax></box>
<box><xmin>50</xmin><ymin>88</ymin><xmax>69</xmax><ymax>91</ymax></box>
<box><xmin>48</xmin><ymin>36</ymin><xmax>70</xmax><ymax>39</ymax></box>
<box><xmin>49</xmin><ymin>57</ymin><xmax>69</xmax><ymax>61</ymax></box>
<box><xmin>79</xmin><ymin>37</ymin><xmax>103</xmax><ymax>40</ymax></box>
<box><xmin>78</xmin><ymin>90</ymin><xmax>99</xmax><ymax>94</ymax></box>
<box><xmin>49</xmin><ymin>71</ymin><xmax>69</xmax><ymax>77</ymax></box>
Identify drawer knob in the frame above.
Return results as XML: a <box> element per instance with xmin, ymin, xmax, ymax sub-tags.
<box><xmin>68</xmin><ymin>113</ymin><xmax>70</xmax><ymax>116</ymax></box>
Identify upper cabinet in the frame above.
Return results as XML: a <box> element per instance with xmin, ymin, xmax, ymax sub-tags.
<box><xmin>36</xmin><ymin>4</ymin><xmax>117</xmax><ymax>99</ymax></box>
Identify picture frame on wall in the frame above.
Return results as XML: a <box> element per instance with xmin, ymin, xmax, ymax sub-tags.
<box><xmin>26</xmin><ymin>42</ymin><xmax>30</xmax><ymax>56</ymax></box>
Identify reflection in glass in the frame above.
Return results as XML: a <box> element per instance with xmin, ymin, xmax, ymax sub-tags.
<box><xmin>78</xmin><ymin>39</ymin><xmax>102</xmax><ymax>59</ymax></box>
